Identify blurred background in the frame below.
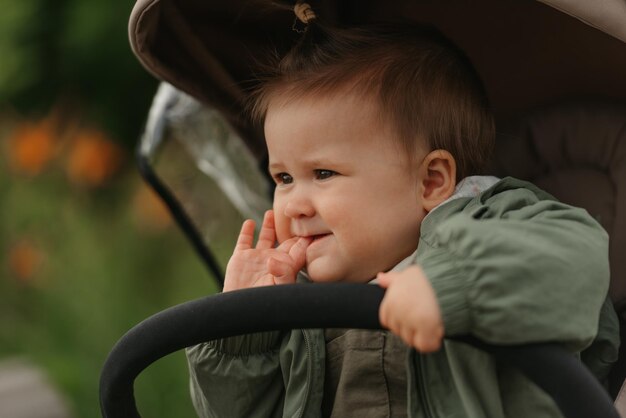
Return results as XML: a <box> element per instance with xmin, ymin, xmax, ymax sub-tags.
<box><xmin>0</xmin><ymin>0</ymin><xmax>218</xmax><ymax>416</ymax></box>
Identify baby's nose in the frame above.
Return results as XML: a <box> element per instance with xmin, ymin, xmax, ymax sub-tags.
<box><xmin>284</xmin><ymin>197</ymin><xmax>315</xmax><ymax>218</ymax></box>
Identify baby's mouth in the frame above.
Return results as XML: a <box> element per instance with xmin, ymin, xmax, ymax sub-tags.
<box><xmin>298</xmin><ymin>233</ymin><xmax>330</xmax><ymax>242</ymax></box>
<box><xmin>313</xmin><ymin>233</ymin><xmax>330</xmax><ymax>239</ymax></box>
<box><xmin>308</xmin><ymin>233</ymin><xmax>331</xmax><ymax>243</ymax></box>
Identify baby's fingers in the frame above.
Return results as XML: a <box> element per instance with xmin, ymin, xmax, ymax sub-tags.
<box><xmin>256</xmin><ymin>210</ymin><xmax>276</xmax><ymax>250</ymax></box>
<box><xmin>413</xmin><ymin>328</ymin><xmax>444</xmax><ymax>353</ymax></box>
<box><xmin>276</xmin><ymin>237</ymin><xmax>311</xmax><ymax>265</ymax></box>
<box><xmin>378</xmin><ymin>294</ymin><xmax>395</xmax><ymax>330</ymax></box>
<box><xmin>289</xmin><ymin>237</ymin><xmax>311</xmax><ymax>268</ymax></box>
<box><xmin>234</xmin><ymin>220</ymin><xmax>256</xmax><ymax>251</ymax></box>
<box><xmin>276</xmin><ymin>236</ymin><xmax>298</xmax><ymax>253</ymax></box>
<box><xmin>376</xmin><ymin>272</ymin><xmax>394</xmax><ymax>288</ymax></box>
<box><xmin>267</xmin><ymin>257</ymin><xmax>297</xmax><ymax>285</ymax></box>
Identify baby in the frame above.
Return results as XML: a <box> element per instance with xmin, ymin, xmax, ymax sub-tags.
<box><xmin>187</xmin><ymin>6</ymin><xmax>618</xmax><ymax>418</ymax></box>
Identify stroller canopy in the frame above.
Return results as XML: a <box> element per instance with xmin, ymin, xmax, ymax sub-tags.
<box><xmin>129</xmin><ymin>0</ymin><xmax>626</xmax><ymax>155</ymax></box>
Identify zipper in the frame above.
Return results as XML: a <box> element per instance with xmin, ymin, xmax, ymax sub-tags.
<box><xmin>296</xmin><ymin>329</ymin><xmax>313</xmax><ymax>418</ymax></box>
<box><xmin>415</xmin><ymin>354</ymin><xmax>435</xmax><ymax>418</ymax></box>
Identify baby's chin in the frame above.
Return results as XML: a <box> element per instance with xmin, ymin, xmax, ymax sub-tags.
<box><xmin>304</xmin><ymin>262</ymin><xmax>372</xmax><ymax>284</ymax></box>
<box><xmin>302</xmin><ymin>262</ymin><xmax>342</xmax><ymax>283</ymax></box>
<box><xmin>304</xmin><ymin>271</ymin><xmax>343</xmax><ymax>283</ymax></box>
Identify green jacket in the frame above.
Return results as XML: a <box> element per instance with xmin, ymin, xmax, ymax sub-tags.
<box><xmin>186</xmin><ymin>177</ymin><xmax>619</xmax><ymax>418</ymax></box>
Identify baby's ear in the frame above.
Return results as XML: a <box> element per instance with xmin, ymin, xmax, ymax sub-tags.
<box><xmin>419</xmin><ymin>150</ymin><xmax>456</xmax><ymax>212</ymax></box>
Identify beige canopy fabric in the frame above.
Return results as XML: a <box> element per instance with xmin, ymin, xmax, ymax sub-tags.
<box><xmin>539</xmin><ymin>0</ymin><xmax>626</xmax><ymax>43</ymax></box>
<box><xmin>129</xmin><ymin>0</ymin><xmax>626</xmax><ymax>132</ymax></box>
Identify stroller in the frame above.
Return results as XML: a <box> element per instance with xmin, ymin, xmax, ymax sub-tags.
<box><xmin>100</xmin><ymin>0</ymin><xmax>626</xmax><ymax>417</ymax></box>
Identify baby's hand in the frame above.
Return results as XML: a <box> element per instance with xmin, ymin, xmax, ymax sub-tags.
<box><xmin>377</xmin><ymin>266</ymin><xmax>444</xmax><ymax>352</ymax></box>
<box><xmin>223</xmin><ymin>210</ymin><xmax>311</xmax><ymax>292</ymax></box>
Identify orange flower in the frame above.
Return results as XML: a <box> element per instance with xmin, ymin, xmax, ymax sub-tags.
<box><xmin>7</xmin><ymin>119</ymin><xmax>58</xmax><ymax>175</ymax></box>
<box><xmin>132</xmin><ymin>184</ymin><xmax>172</xmax><ymax>231</ymax></box>
<box><xmin>8</xmin><ymin>240</ymin><xmax>45</xmax><ymax>284</ymax></box>
<box><xmin>66</xmin><ymin>129</ymin><xmax>124</xmax><ymax>187</ymax></box>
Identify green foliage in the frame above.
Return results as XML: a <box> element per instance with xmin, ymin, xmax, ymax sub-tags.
<box><xmin>0</xmin><ymin>1</ymin><xmax>221</xmax><ymax>415</ymax></box>
<box><xmin>0</xmin><ymin>0</ymin><xmax>40</xmax><ymax>98</ymax></box>
<box><xmin>0</xmin><ymin>0</ymin><xmax>157</xmax><ymax>147</ymax></box>
<box><xmin>0</xmin><ymin>155</ymin><xmax>219</xmax><ymax>417</ymax></box>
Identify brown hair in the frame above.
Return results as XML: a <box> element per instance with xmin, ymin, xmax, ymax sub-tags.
<box><xmin>249</xmin><ymin>19</ymin><xmax>494</xmax><ymax>179</ymax></box>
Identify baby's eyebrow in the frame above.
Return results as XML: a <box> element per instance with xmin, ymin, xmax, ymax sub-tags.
<box><xmin>268</xmin><ymin>162</ymin><xmax>284</xmax><ymax>173</ymax></box>
<box><xmin>305</xmin><ymin>158</ymin><xmax>334</xmax><ymax>167</ymax></box>
<box><xmin>306</xmin><ymin>159</ymin><xmax>351</xmax><ymax>174</ymax></box>
<box><xmin>268</xmin><ymin>158</ymin><xmax>344</xmax><ymax>173</ymax></box>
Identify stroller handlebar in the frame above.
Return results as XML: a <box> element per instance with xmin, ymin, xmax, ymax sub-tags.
<box><xmin>99</xmin><ymin>283</ymin><xmax>618</xmax><ymax>418</ymax></box>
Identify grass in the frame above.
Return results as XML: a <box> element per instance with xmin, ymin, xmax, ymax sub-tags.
<box><xmin>0</xmin><ymin>153</ymin><xmax>221</xmax><ymax>417</ymax></box>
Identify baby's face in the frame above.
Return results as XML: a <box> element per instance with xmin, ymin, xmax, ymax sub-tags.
<box><xmin>265</xmin><ymin>93</ymin><xmax>427</xmax><ymax>283</ymax></box>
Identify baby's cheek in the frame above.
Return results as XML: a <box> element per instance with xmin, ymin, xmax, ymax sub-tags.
<box><xmin>273</xmin><ymin>212</ymin><xmax>292</xmax><ymax>243</ymax></box>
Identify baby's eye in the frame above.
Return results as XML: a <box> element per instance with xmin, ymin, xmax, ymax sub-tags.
<box><xmin>275</xmin><ymin>173</ymin><xmax>293</xmax><ymax>184</ymax></box>
<box><xmin>314</xmin><ymin>169</ymin><xmax>337</xmax><ymax>180</ymax></box>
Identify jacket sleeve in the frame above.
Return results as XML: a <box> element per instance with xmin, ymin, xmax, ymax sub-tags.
<box><xmin>185</xmin><ymin>332</ymin><xmax>285</xmax><ymax>418</ymax></box>
<box><xmin>419</xmin><ymin>185</ymin><xmax>612</xmax><ymax>352</ymax></box>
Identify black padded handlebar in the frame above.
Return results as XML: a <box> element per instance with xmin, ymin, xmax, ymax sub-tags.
<box><xmin>99</xmin><ymin>283</ymin><xmax>619</xmax><ymax>418</ymax></box>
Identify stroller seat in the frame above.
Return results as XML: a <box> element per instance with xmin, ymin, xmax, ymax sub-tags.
<box><xmin>491</xmin><ymin>100</ymin><xmax>626</xmax><ymax>396</ymax></box>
